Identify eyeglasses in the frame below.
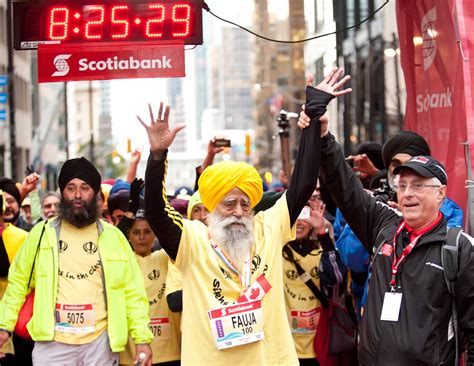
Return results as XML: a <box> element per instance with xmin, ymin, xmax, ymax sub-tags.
<box><xmin>309</xmin><ymin>194</ymin><xmax>322</xmax><ymax>202</ymax></box>
<box><xmin>394</xmin><ymin>182</ymin><xmax>441</xmax><ymax>192</ymax></box>
<box><xmin>220</xmin><ymin>198</ymin><xmax>251</xmax><ymax>213</ymax></box>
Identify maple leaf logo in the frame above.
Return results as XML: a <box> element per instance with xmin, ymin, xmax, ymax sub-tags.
<box><xmin>250</xmin><ymin>287</ymin><xmax>260</xmax><ymax>300</ymax></box>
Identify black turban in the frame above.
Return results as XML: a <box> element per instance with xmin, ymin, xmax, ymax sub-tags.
<box><xmin>0</xmin><ymin>178</ymin><xmax>21</xmax><ymax>205</ymax></box>
<box><xmin>107</xmin><ymin>190</ymin><xmax>130</xmax><ymax>214</ymax></box>
<box><xmin>58</xmin><ymin>157</ymin><xmax>101</xmax><ymax>193</ymax></box>
<box><xmin>357</xmin><ymin>142</ymin><xmax>385</xmax><ymax>170</ymax></box>
<box><xmin>382</xmin><ymin>131</ymin><xmax>431</xmax><ymax>168</ymax></box>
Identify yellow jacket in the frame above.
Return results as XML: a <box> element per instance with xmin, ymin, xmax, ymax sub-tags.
<box><xmin>0</xmin><ymin>218</ymin><xmax>153</xmax><ymax>352</ymax></box>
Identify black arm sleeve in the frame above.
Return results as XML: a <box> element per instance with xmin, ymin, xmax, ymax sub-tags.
<box><xmin>319</xmin><ymin>132</ymin><xmax>399</xmax><ymax>252</ymax></box>
<box><xmin>286</xmin><ymin>87</ymin><xmax>334</xmax><ymax>226</ymax></box>
<box><xmin>144</xmin><ymin>152</ymin><xmax>183</xmax><ymax>261</ymax></box>
<box><xmin>166</xmin><ymin>291</ymin><xmax>183</xmax><ymax>313</ymax></box>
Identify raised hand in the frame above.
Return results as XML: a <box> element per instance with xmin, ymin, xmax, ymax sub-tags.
<box><xmin>137</xmin><ymin>102</ymin><xmax>185</xmax><ymax>156</ymax></box>
<box><xmin>313</xmin><ymin>67</ymin><xmax>352</xmax><ymax>96</ymax></box>
<box><xmin>307</xmin><ymin>200</ymin><xmax>326</xmax><ymax>235</ymax></box>
<box><xmin>129</xmin><ymin>148</ymin><xmax>142</xmax><ymax>165</ymax></box>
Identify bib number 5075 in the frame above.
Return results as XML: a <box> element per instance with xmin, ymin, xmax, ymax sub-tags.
<box><xmin>67</xmin><ymin>312</ymin><xmax>84</xmax><ymax>324</ymax></box>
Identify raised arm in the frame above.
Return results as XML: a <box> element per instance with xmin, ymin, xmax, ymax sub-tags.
<box><xmin>286</xmin><ymin>68</ymin><xmax>351</xmax><ymax>226</ymax></box>
<box><xmin>138</xmin><ymin>102</ymin><xmax>186</xmax><ymax>260</ymax></box>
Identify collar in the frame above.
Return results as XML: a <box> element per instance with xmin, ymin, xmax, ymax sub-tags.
<box><xmin>404</xmin><ymin>212</ymin><xmax>443</xmax><ymax>242</ymax></box>
<box><xmin>289</xmin><ymin>239</ymin><xmax>317</xmax><ymax>257</ymax></box>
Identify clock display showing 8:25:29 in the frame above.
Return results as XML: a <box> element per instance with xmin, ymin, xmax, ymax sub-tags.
<box><xmin>13</xmin><ymin>0</ymin><xmax>203</xmax><ymax>50</ymax></box>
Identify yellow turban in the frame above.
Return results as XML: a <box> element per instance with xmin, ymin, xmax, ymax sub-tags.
<box><xmin>199</xmin><ymin>161</ymin><xmax>263</xmax><ymax>213</ymax></box>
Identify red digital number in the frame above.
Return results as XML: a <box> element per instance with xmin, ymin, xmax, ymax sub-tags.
<box><xmin>84</xmin><ymin>5</ymin><xmax>105</xmax><ymax>40</ymax></box>
<box><xmin>145</xmin><ymin>4</ymin><xmax>165</xmax><ymax>38</ymax></box>
<box><xmin>48</xmin><ymin>7</ymin><xmax>70</xmax><ymax>40</ymax></box>
<box><xmin>111</xmin><ymin>5</ymin><xmax>130</xmax><ymax>39</ymax></box>
<box><xmin>172</xmin><ymin>4</ymin><xmax>191</xmax><ymax>37</ymax></box>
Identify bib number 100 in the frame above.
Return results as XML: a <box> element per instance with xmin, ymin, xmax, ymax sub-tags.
<box><xmin>242</xmin><ymin>326</ymin><xmax>253</xmax><ymax>335</ymax></box>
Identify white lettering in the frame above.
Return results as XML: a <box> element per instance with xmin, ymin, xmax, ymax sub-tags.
<box><xmin>76</xmin><ymin>56</ymin><xmax>173</xmax><ymax>72</ymax></box>
<box><xmin>78</xmin><ymin>58</ymin><xmax>88</xmax><ymax>71</ymax></box>
<box><xmin>416</xmin><ymin>87</ymin><xmax>454</xmax><ymax>113</ymax></box>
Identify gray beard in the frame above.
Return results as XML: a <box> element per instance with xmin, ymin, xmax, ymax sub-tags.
<box><xmin>208</xmin><ymin>211</ymin><xmax>254</xmax><ymax>270</ymax></box>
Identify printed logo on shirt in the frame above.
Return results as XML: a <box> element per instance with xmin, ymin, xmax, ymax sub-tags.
<box><xmin>58</xmin><ymin>240</ymin><xmax>69</xmax><ymax>253</ymax></box>
<box><xmin>220</xmin><ymin>267</ymin><xmax>232</xmax><ymax>280</ymax></box>
<box><xmin>285</xmin><ymin>269</ymin><xmax>299</xmax><ymax>280</ymax></box>
<box><xmin>379</xmin><ymin>243</ymin><xmax>393</xmax><ymax>257</ymax></box>
<box><xmin>83</xmin><ymin>241</ymin><xmax>98</xmax><ymax>255</ymax></box>
<box><xmin>251</xmin><ymin>255</ymin><xmax>262</xmax><ymax>274</ymax></box>
<box><xmin>310</xmin><ymin>267</ymin><xmax>319</xmax><ymax>279</ymax></box>
<box><xmin>148</xmin><ymin>269</ymin><xmax>161</xmax><ymax>281</ymax></box>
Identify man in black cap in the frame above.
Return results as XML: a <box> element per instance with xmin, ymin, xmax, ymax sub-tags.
<box><xmin>0</xmin><ymin>157</ymin><xmax>154</xmax><ymax>366</ymax></box>
<box><xmin>298</xmin><ymin>105</ymin><xmax>474</xmax><ymax>365</ymax></box>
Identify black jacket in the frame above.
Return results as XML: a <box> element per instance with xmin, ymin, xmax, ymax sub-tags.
<box><xmin>320</xmin><ymin>132</ymin><xmax>474</xmax><ymax>366</ymax></box>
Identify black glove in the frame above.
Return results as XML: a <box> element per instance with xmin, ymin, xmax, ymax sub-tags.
<box><xmin>128</xmin><ymin>178</ymin><xmax>144</xmax><ymax>215</ymax></box>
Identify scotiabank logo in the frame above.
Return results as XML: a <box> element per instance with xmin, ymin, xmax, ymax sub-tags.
<box><xmin>52</xmin><ymin>54</ymin><xmax>72</xmax><ymax>77</ymax></box>
<box><xmin>416</xmin><ymin>87</ymin><xmax>453</xmax><ymax>113</ymax></box>
<box><xmin>421</xmin><ymin>7</ymin><xmax>437</xmax><ymax>71</ymax></box>
<box><xmin>78</xmin><ymin>56</ymin><xmax>172</xmax><ymax>72</ymax></box>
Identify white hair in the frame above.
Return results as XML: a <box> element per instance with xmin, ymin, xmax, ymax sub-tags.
<box><xmin>208</xmin><ymin>211</ymin><xmax>254</xmax><ymax>270</ymax></box>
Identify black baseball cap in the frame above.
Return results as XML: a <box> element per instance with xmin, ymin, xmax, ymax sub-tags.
<box><xmin>393</xmin><ymin>156</ymin><xmax>447</xmax><ymax>185</ymax></box>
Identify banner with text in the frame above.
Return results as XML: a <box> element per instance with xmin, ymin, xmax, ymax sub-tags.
<box><xmin>38</xmin><ymin>41</ymin><xmax>185</xmax><ymax>83</ymax></box>
<box><xmin>397</xmin><ymin>0</ymin><xmax>470</xmax><ymax>219</ymax></box>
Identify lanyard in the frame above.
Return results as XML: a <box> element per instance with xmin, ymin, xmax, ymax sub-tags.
<box><xmin>390</xmin><ymin>221</ymin><xmax>423</xmax><ymax>291</ymax></box>
<box><xmin>210</xmin><ymin>240</ymin><xmax>251</xmax><ymax>291</ymax></box>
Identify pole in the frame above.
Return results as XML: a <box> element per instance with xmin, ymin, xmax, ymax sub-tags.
<box><xmin>64</xmin><ymin>82</ymin><xmax>69</xmax><ymax>160</ymax></box>
<box><xmin>393</xmin><ymin>32</ymin><xmax>403</xmax><ymax>130</ymax></box>
<box><xmin>6</xmin><ymin>0</ymin><xmax>16</xmax><ymax>180</ymax></box>
<box><xmin>88</xmin><ymin>81</ymin><xmax>94</xmax><ymax>164</ymax></box>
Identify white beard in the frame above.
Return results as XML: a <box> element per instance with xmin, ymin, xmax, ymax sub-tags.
<box><xmin>208</xmin><ymin>211</ymin><xmax>254</xmax><ymax>270</ymax></box>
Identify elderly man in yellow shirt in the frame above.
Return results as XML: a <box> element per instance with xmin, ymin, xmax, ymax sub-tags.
<box><xmin>139</xmin><ymin>68</ymin><xmax>350</xmax><ymax>365</ymax></box>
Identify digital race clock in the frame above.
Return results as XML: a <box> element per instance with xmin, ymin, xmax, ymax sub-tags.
<box><xmin>13</xmin><ymin>0</ymin><xmax>203</xmax><ymax>50</ymax></box>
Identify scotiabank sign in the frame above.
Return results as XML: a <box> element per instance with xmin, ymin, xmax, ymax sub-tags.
<box><xmin>37</xmin><ymin>41</ymin><xmax>185</xmax><ymax>83</ymax></box>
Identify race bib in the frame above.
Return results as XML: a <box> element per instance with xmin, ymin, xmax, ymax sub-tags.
<box><xmin>149</xmin><ymin>317</ymin><xmax>171</xmax><ymax>341</ymax></box>
<box><xmin>208</xmin><ymin>300</ymin><xmax>264</xmax><ymax>350</ymax></box>
<box><xmin>290</xmin><ymin>307</ymin><xmax>321</xmax><ymax>333</ymax></box>
<box><xmin>55</xmin><ymin>304</ymin><xmax>94</xmax><ymax>333</ymax></box>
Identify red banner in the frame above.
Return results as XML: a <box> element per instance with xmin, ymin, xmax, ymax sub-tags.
<box><xmin>37</xmin><ymin>41</ymin><xmax>185</xmax><ymax>83</ymax></box>
<box><xmin>397</xmin><ymin>0</ymin><xmax>469</xmax><ymax>220</ymax></box>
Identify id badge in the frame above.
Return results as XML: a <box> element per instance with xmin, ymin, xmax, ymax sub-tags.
<box><xmin>380</xmin><ymin>292</ymin><xmax>402</xmax><ymax>322</ymax></box>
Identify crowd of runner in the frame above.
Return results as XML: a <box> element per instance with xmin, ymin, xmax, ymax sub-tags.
<box><xmin>0</xmin><ymin>68</ymin><xmax>472</xmax><ymax>366</ymax></box>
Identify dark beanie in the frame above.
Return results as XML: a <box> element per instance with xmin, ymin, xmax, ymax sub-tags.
<box><xmin>382</xmin><ymin>131</ymin><xmax>431</xmax><ymax>168</ymax></box>
<box><xmin>107</xmin><ymin>190</ymin><xmax>130</xmax><ymax>214</ymax></box>
<box><xmin>0</xmin><ymin>178</ymin><xmax>21</xmax><ymax>204</ymax></box>
<box><xmin>356</xmin><ymin>142</ymin><xmax>385</xmax><ymax>170</ymax></box>
<box><xmin>58</xmin><ymin>157</ymin><xmax>101</xmax><ymax>193</ymax></box>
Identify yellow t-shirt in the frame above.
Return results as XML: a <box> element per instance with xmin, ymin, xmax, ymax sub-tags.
<box><xmin>283</xmin><ymin>245</ymin><xmax>323</xmax><ymax>359</ymax></box>
<box><xmin>165</xmin><ymin>259</ymin><xmax>182</xmax><ymax>295</ymax></box>
<box><xmin>120</xmin><ymin>250</ymin><xmax>181</xmax><ymax>365</ymax></box>
<box><xmin>1</xmin><ymin>223</ymin><xmax>28</xmax><ymax>355</ymax></box>
<box><xmin>54</xmin><ymin>221</ymin><xmax>107</xmax><ymax>344</ymax></box>
<box><xmin>176</xmin><ymin>192</ymin><xmax>298</xmax><ymax>365</ymax></box>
